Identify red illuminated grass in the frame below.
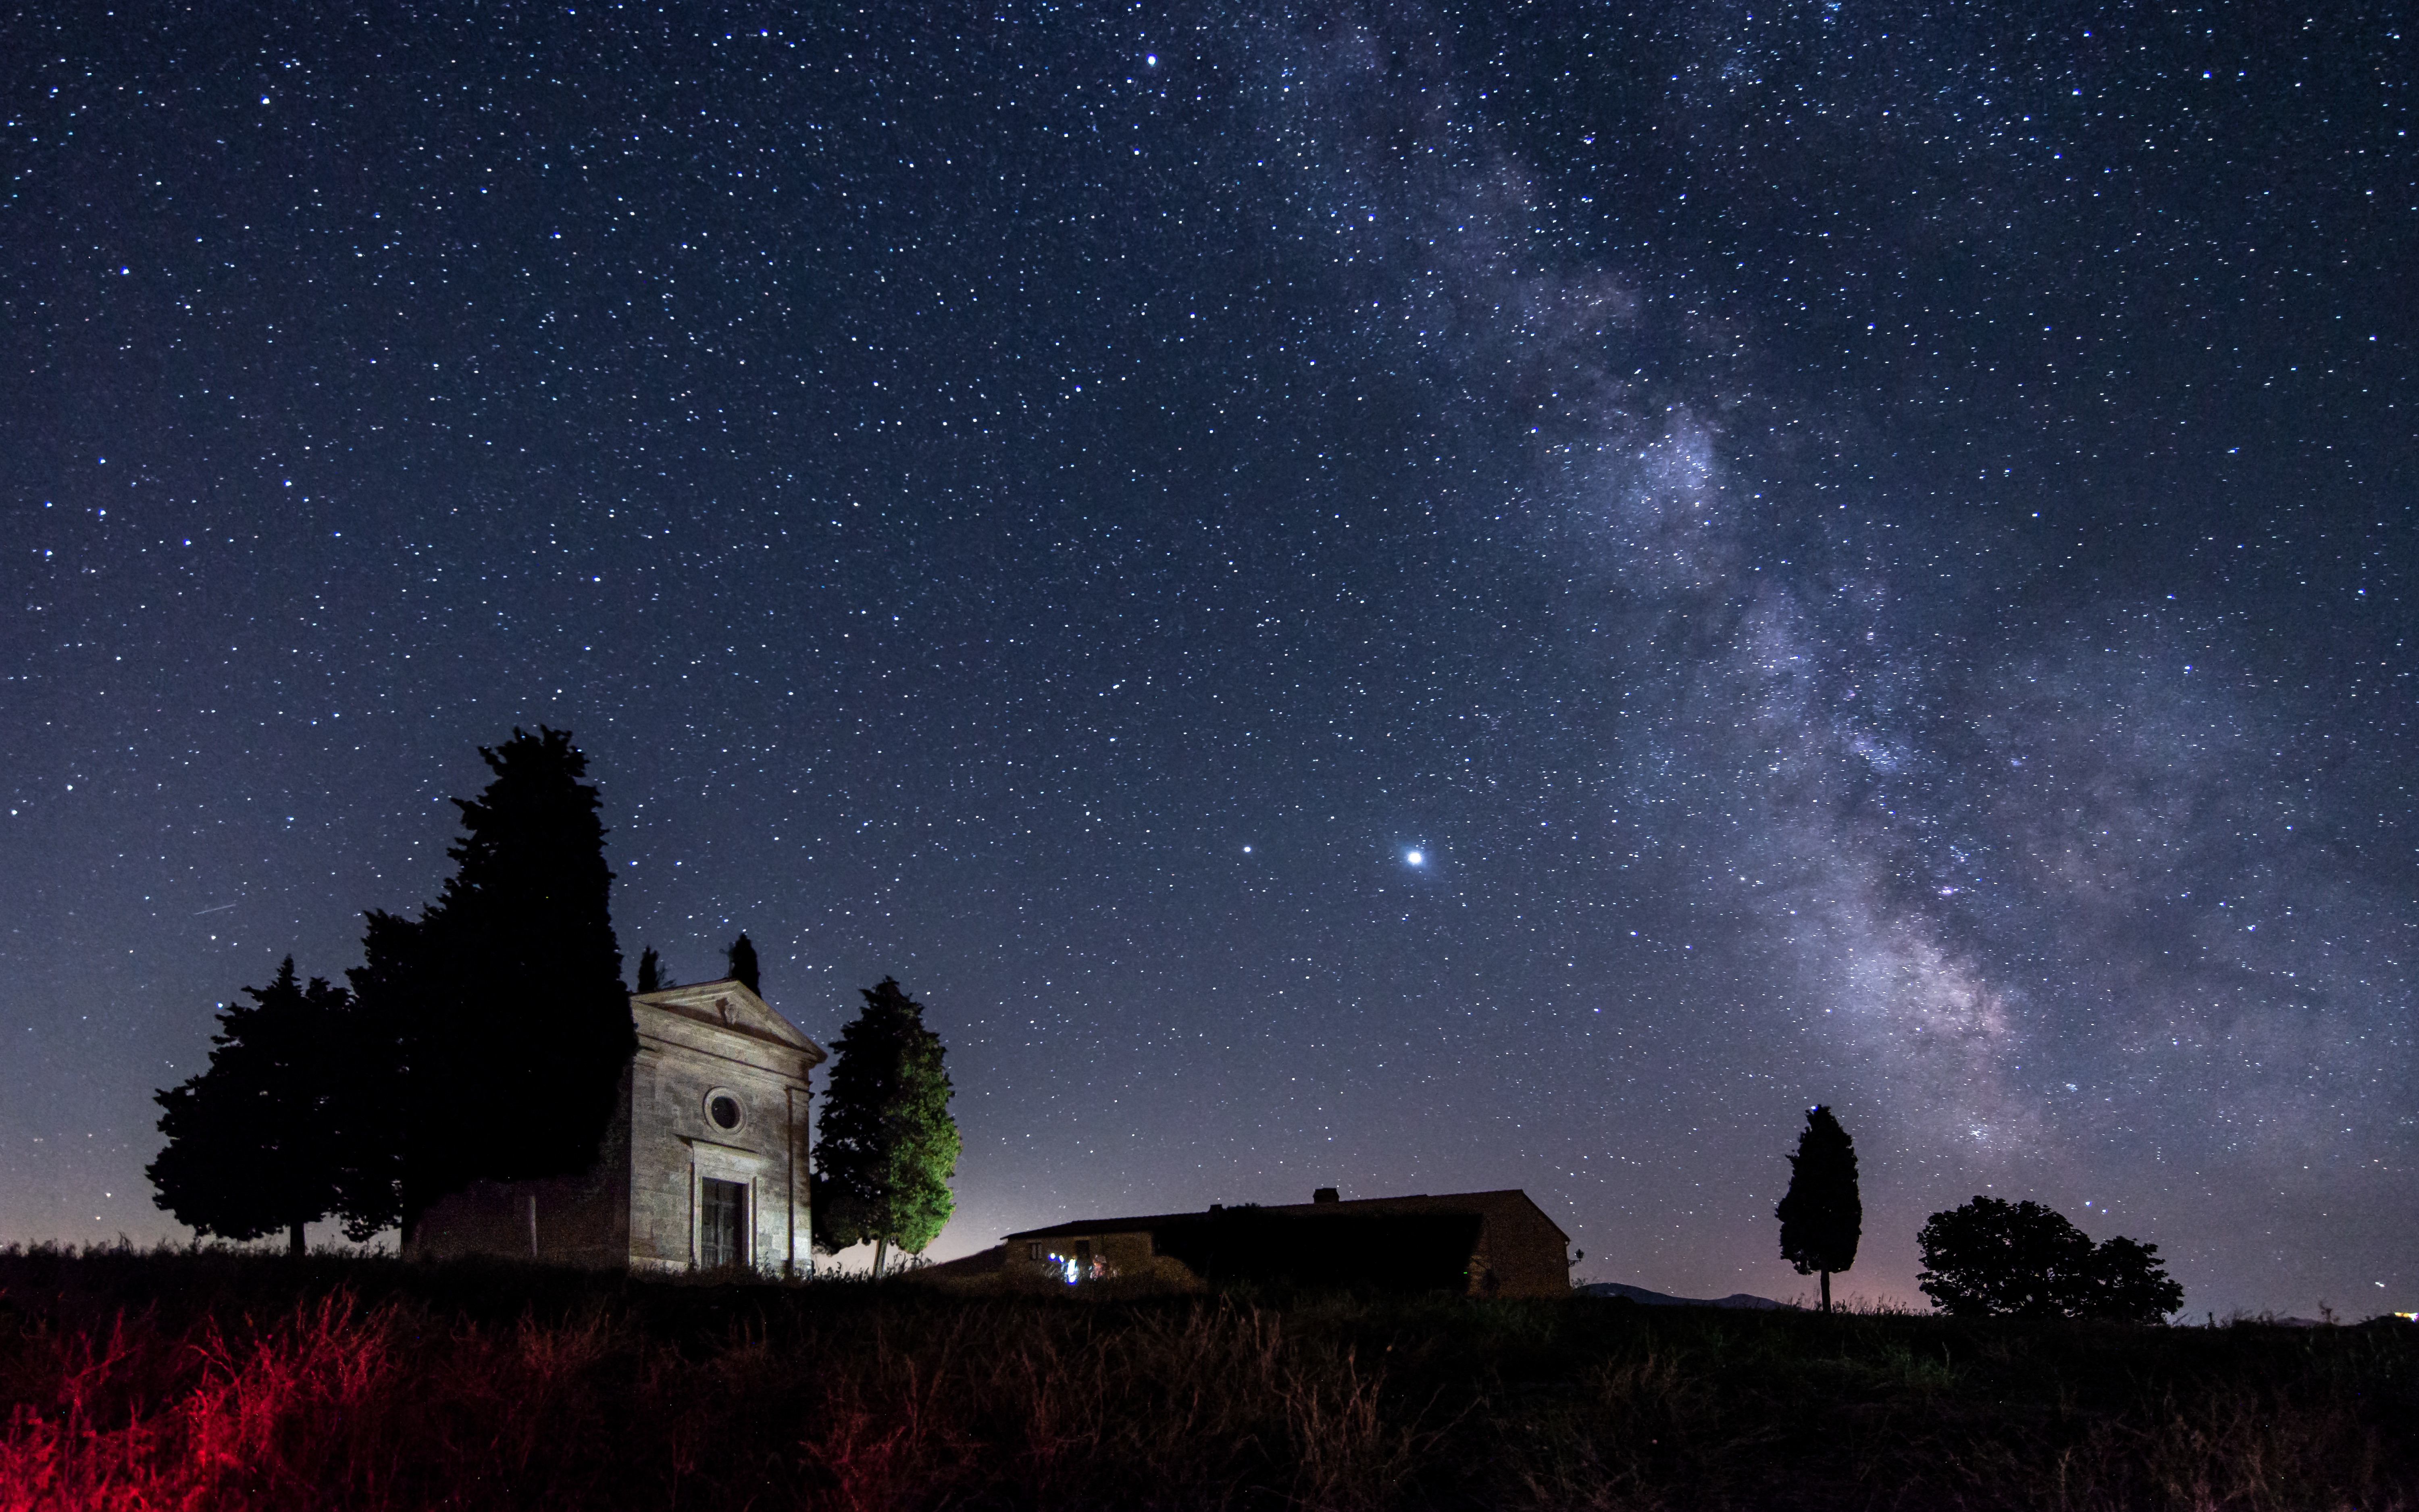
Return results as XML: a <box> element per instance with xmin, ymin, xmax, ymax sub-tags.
<box><xmin>2</xmin><ymin>1243</ymin><xmax>2413</xmax><ymax>1509</ymax></box>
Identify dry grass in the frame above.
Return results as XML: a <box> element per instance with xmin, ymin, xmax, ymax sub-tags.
<box><xmin>1</xmin><ymin>1243</ymin><xmax>2412</xmax><ymax>1510</ymax></box>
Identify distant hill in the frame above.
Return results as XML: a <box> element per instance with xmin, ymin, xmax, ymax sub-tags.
<box><xmin>1579</xmin><ymin>1281</ymin><xmax>1792</xmax><ymax>1310</ymax></box>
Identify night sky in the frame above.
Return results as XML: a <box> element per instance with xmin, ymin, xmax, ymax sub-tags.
<box><xmin>4</xmin><ymin>2</ymin><xmax>2411</xmax><ymax>1316</ymax></box>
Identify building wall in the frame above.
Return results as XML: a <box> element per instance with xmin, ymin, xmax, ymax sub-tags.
<box><xmin>408</xmin><ymin>983</ymin><xmax>819</xmax><ymax>1275</ymax></box>
<box><xmin>1263</xmin><ymin>1191</ymin><xmax>1570</xmax><ymax>1297</ymax></box>
<box><xmin>1466</xmin><ymin>1196</ymin><xmax>1571</xmax><ymax>1298</ymax></box>
<box><xmin>1001</xmin><ymin>1190</ymin><xmax>1573</xmax><ymax>1298</ymax></box>
<box><xmin>1012</xmin><ymin>1227</ymin><xmax>1157</xmax><ymax>1281</ymax></box>
<box><xmin>625</xmin><ymin>1007</ymin><xmax>813</xmax><ymax>1276</ymax></box>
<box><xmin>407</xmin><ymin>1063</ymin><xmax>635</xmax><ymax>1268</ymax></box>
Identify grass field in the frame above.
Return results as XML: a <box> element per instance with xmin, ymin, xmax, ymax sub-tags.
<box><xmin>2</xmin><ymin>1243</ymin><xmax>2411</xmax><ymax>1510</ymax></box>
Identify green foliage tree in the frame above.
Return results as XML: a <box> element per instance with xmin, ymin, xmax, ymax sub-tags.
<box><xmin>812</xmin><ymin>977</ymin><xmax>960</xmax><ymax>1276</ymax></box>
<box><xmin>148</xmin><ymin>959</ymin><xmax>387</xmax><ymax>1252</ymax></box>
<box><xmin>1917</xmin><ymin>1195</ymin><xmax>2183</xmax><ymax>1321</ymax></box>
<box><xmin>724</xmin><ymin>934</ymin><xmax>760</xmax><ymax>994</ymax></box>
<box><xmin>349</xmin><ymin>728</ymin><xmax>633</xmax><ymax>1236</ymax></box>
<box><xmin>1775</xmin><ymin>1104</ymin><xmax>1862</xmax><ymax>1313</ymax></box>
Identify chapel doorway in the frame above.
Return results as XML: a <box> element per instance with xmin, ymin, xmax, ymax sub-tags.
<box><xmin>702</xmin><ymin>1178</ymin><xmax>748</xmax><ymax>1269</ymax></box>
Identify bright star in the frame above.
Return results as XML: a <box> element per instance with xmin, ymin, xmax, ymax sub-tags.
<box><xmin>1405</xmin><ymin>850</ymin><xmax>1423</xmax><ymax>866</ymax></box>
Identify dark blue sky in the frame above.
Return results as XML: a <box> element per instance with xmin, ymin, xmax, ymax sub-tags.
<box><xmin>4</xmin><ymin>0</ymin><xmax>2410</xmax><ymax>1314</ymax></box>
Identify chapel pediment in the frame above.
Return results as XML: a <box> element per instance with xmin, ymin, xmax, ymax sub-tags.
<box><xmin>633</xmin><ymin>978</ymin><xmax>827</xmax><ymax>1065</ymax></box>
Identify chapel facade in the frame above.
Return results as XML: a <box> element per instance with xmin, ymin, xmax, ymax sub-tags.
<box><xmin>406</xmin><ymin>979</ymin><xmax>827</xmax><ymax>1275</ymax></box>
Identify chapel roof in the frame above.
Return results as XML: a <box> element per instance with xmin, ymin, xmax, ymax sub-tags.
<box><xmin>633</xmin><ymin>977</ymin><xmax>828</xmax><ymax>1065</ymax></box>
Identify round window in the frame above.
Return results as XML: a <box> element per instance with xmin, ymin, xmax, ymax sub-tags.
<box><xmin>707</xmin><ymin>1093</ymin><xmax>743</xmax><ymax>1131</ymax></box>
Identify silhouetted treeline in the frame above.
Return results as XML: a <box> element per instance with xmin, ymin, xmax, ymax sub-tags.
<box><xmin>150</xmin><ymin>728</ymin><xmax>634</xmax><ymax>1246</ymax></box>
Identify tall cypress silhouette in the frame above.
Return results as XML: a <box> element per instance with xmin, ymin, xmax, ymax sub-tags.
<box><xmin>636</xmin><ymin>945</ymin><xmax>667</xmax><ymax>994</ymax></box>
<box><xmin>724</xmin><ymin>934</ymin><xmax>760</xmax><ymax>994</ymax></box>
<box><xmin>352</xmin><ymin>728</ymin><xmax>632</xmax><ymax>1235</ymax></box>
<box><xmin>1776</xmin><ymin>1104</ymin><xmax>1862</xmax><ymax>1313</ymax></box>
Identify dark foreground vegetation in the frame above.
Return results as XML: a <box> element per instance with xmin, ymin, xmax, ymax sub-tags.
<box><xmin>3</xmin><ymin>1246</ymin><xmax>2412</xmax><ymax>1511</ymax></box>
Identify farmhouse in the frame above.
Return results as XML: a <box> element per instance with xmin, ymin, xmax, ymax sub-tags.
<box><xmin>997</xmin><ymin>1187</ymin><xmax>1573</xmax><ymax>1297</ymax></box>
<box><xmin>407</xmin><ymin>979</ymin><xmax>827</xmax><ymax>1274</ymax></box>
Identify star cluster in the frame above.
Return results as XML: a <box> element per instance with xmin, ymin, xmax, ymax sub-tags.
<box><xmin>2</xmin><ymin>1</ymin><xmax>2409</xmax><ymax>1314</ymax></box>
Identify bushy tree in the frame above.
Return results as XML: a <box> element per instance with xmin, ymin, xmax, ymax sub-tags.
<box><xmin>1775</xmin><ymin>1104</ymin><xmax>1861</xmax><ymax>1313</ymax></box>
<box><xmin>1917</xmin><ymin>1197</ymin><xmax>2090</xmax><ymax>1317</ymax></box>
<box><xmin>1917</xmin><ymin>1195</ymin><xmax>2183</xmax><ymax>1321</ymax></box>
<box><xmin>2072</xmin><ymin>1234</ymin><xmax>2188</xmax><ymax>1324</ymax></box>
<box><xmin>812</xmin><ymin>977</ymin><xmax>960</xmax><ymax>1276</ymax></box>
<box><xmin>149</xmin><ymin>959</ymin><xmax>387</xmax><ymax>1252</ymax></box>
<box><xmin>350</xmin><ymin>728</ymin><xmax>633</xmax><ymax>1235</ymax></box>
<box><xmin>724</xmin><ymin>934</ymin><xmax>760</xmax><ymax>994</ymax></box>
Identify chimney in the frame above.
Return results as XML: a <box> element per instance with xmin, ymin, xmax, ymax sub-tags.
<box><xmin>1312</xmin><ymin>1187</ymin><xmax>1340</xmax><ymax>1204</ymax></box>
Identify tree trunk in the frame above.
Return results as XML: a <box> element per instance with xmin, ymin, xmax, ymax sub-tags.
<box><xmin>1820</xmin><ymin>1269</ymin><xmax>1832</xmax><ymax>1314</ymax></box>
<box><xmin>289</xmin><ymin>1220</ymin><xmax>306</xmax><ymax>1257</ymax></box>
<box><xmin>873</xmin><ymin>1235</ymin><xmax>889</xmax><ymax>1279</ymax></box>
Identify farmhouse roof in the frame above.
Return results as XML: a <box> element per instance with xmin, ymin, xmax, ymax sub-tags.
<box><xmin>1004</xmin><ymin>1188</ymin><xmax>1567</xmax><ymax>1244</ymax></box>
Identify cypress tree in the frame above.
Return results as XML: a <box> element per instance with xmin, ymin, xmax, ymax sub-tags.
<box><xmin>351</xmin><ymin>728</ymin><xmax>632</xmax><ymax>1235</ymax></box>
<box><xmin>812</xmin><ymin>977</ymin><xmax>960</xmax><ymax>1276</ymax></box>
<box><xmin>148</xmin><ymin>959</ymin><xmax>359</xmax><ymax>1253</ymax></box>
<box><xmin>1776</xmin><ymin>1104</ymin><xmax>1862</xmax><ymax>1313</ymax></box>
<box><xmin>724</xmin><ymin>934</ymin><xmax>760</xmax><ymax>994</ymax></box>
<box><xmin>636</xmin><ymin>945</ymin><xmax>667</xmax><ymax>994</ymax></box>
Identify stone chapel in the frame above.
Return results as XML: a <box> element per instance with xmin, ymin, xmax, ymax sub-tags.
<box><xmin>406</xmin><ymin>979</ymin><xmax>828</xmax><ymax>1274</ymax></box>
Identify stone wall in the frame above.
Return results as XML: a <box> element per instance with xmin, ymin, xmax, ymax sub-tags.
<box><xmin>409</xmin><ymin>1064</ymin><xmax>634</xmax><ymax>1268</ymax></box>
<box><xmin>997</xmin><ymin>1190</ymin><xmax>1573</xmax><ymax>1298</ymax></box>
<box><xmin>407</xmin><ymin>981</ymin><xmax>822</xmax><ymax>1275</ymax></box>
<box><xmin>1011</xmin><ymin>1227</ymin><xmax>1157</xmax><ymax>1282</ymax></box>
<box><xmin>626</xmin><ymin>1019</ymin><xmax>812</xmax><ymax>1276</ymax></box>
<box><xmin>1260</xmin><ymin>1190</ymin><xmax>1572</xmax><ymax>1297</ymax></box>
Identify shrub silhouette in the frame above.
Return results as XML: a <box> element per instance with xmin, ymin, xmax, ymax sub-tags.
<box><xmin>1917</xmin><ymin>1195</ymin><xmax>2183</xmax><ymax>1321</ymax></box>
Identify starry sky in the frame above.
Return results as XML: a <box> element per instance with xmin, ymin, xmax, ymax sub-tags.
<box><xmin>4</xmin><ymin>1</ymin><xmax>2411</xmax><ymax>1316</ymax></box>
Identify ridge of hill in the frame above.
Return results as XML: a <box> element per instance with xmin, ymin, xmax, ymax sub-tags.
<box><xmin>1579</xmin><ymin>1281</ymin><xmax>1791</xmax><ymax>1310</ymax></box>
